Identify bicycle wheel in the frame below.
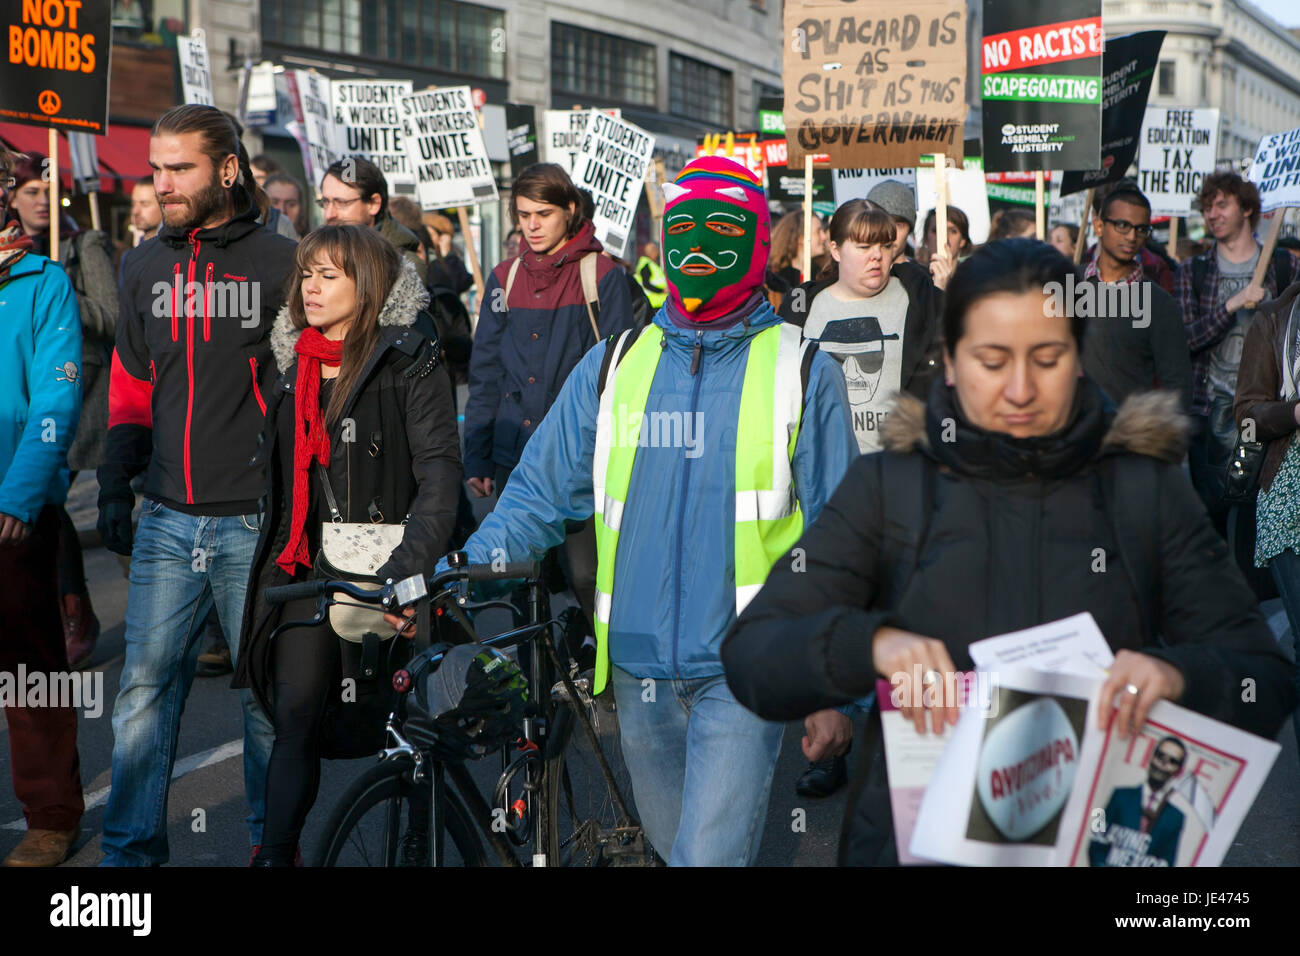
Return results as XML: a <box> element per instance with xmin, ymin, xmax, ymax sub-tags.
<box><xmin>544</xmin><ymin>691</ymin><xmax>657</xmax><ymax>866</ymax></box>
<box><xmin>314</xmin><ymin>756</ymin><xmax>488</xmax><ymax>867</ymax></box>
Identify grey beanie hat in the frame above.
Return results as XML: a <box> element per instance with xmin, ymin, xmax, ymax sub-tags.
<box><xmin>866</xmin><ymin>180</ymin><xmax>917</xmax><ymax>229</ymax></box>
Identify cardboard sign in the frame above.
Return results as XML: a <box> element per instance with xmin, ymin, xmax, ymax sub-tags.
<box><xmin>981</xmin><ymin>0</ymin><xmax>1103</xmax><ymax>171</ymax></box>
<box><xmin>505</xmin><ymin>103</ymin><xmax>539</xmax><ymax>178</ymax></box>
<box><xmin>1249</xmin><ymin>126</ymin><xmax>1300</xmax><ymax>213</ymax></box>
<box><xmin>331</xmin><ymin>79</ymin><xmax>416</xmax><ymax>194</ymax></box>
<box><xmin>783</xmin><ymin>1</ymin><xmax>968</xmax><ymax>168</ymax></box>
<box><xmin>295</xmin><ymin>71</ymin><xmax>340</xmax><ymax>193</ymax></box>
<box><xmin>1</xmin><ymin>0</ymin><xmax>112</xmax><ymax>133</ymax></box>
<box><xmin>399</xmin><ymin>85</ymin><xmax>499</xmax><ymax>210</ymax></box>
<box><xmin>543</xmin><ymin>108</ymin><xmax>620</xmax><ymax>175</ymax></box>
<box><xmin>570</xmin><ymin>110</ymin><xmax>655</xmax><ymax>260</ymax></box>
<box><xmin>1138</xmin><ymin>107</ymin><xmax>1219</xmax><ymax>217</ymax></box>
<box><xmin>1058</xmin><ymin>31</ymin><xmax>1165</xmax><ymax>197</ymax></box>
<box><xmin>176</xmin><ymin>32</ymin><xmax>214</xmax><ymax>107</ymax></box>
<box><xmin>832</xmin><ymin>167</ymin><xmax>919</xmax><ymax>206</ymax></box>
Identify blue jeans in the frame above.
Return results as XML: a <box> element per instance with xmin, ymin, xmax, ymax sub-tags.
<box><xmin>100</xmin><ymin>499</ymin><xmax>275</xmax><ymax>866</ymax></box>
<box><xmin>1268</xmin><ymin>549</ymin><xmax>1300</xmax><ymax>751</ymax></box>
<box><xmin>610</xmin><ymin>665</ymin><xmax>784</xmax><ymax>866</ymax></box>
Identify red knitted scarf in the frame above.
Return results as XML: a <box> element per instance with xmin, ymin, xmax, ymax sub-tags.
<box><xmin>276</xmin><ymin>326</ymin><xmax>344</xmax><ymax>575</ymax></box>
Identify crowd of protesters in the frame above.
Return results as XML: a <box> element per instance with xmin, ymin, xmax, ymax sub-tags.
<box><xmin>0</xmin><ymin>102</ymin><xmax>1296</xmax><ymax>869</ymax></box>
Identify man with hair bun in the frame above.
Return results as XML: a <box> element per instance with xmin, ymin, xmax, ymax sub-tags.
<box><xmin>97</xmin><ymin>104</ymin><xmax>297</xmax><ymax>867</ymax></box>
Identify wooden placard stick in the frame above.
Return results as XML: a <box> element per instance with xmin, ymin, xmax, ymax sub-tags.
<box><xmin>802</xmin><ymin>153</ymin><xmax>813</xmax><ymax>281</ymax></box>
<box><xmin>1034</xmin><ymin>170</ymin><xmax>1045</xmax><ymax>240</ymax></box>
<box><xmin>934</xmin><ymin>152</ymin><xmax>948</xmax><ymax>265</ymax></box>
<box><xmin>48</xmin><ymin>129</ymin><xmax>59</xmax><ymax>262</ymax></box>
<box><xmin>1074</xmin><ymin>188</ymin><xmax>1094</xmax><ymax>264</ymax></box>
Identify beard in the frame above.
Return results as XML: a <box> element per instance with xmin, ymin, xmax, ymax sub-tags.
<box><xmin>161</xmin><ymin>171</ymin><xmax>228</xmax><ymax>231</ymax></box>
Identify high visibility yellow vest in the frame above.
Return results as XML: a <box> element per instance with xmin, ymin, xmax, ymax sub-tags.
<box><xmin>590</xmin><ymin>322</ymin><xmax>809</xmax><ymax>694</ymax></box>
<box><xmin>634</xmin><ymin>256</ymin><xmax>668</xmax><ymax>309</ymax></box>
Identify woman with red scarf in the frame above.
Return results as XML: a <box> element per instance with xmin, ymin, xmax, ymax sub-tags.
<box><xmin>234</xmin><ymin>225</ymin><xmax>461</xmax><ymax>866</ymax></box>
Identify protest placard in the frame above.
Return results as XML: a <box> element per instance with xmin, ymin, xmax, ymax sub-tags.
<box><xmin>243</xmin><ymin>60</ymin><xmax>278</xmax><ymax>128</ymax></box>
<box><xmin>543</xmin><ymin>108</ymin><xmax>620</xmax><ymax>175</ymax></box>
<box><xmin>783</xmin><ymin>0</ymin><xmax>968</xmax><ymax>168</ymax></box>
<box><xmin>294</xmin><ymin>70</ymin><xmax>340</xmax><ymax>192</ymax></box>
<box><xmin>1138</xmin><ymin>108</ymin><xmax>1219</xmax><ymax>217</ymax></box>
<box><xmin>696</xmin><ymin>132</ymin><xmax>766</xmax><ymax>182</ymax></box>
<box><xmin>505</xmin><ymin>103</ymin><xmax>539</xmax><ymax>178</ymax></box>
<box><xmin>832</xmin><ymin>167</ymin><xmax>919</xmax><ymax>206</ymax></box>
<box><xmin>1058</xmin><ymin>31</ymin><xmax>1164</xmax><ymax>196</ymax></box>
<box><xmin>917</xmin><ymin>155</ymin><xmax>990</xmax><ymax>243</ymax></box>
<box><xmin>1247</xmin><ymin>125</ymin><xmax>1300</xmax><ymax>213</ymax></box>
<box><xmin>1</xmin><ymin>0</ymin><xmax>112</xmax><ymax>133</ymax></box>
<box><xmin>399</xmin><ymin>85</ymin><xmax>498</xmax><ymax>211</ymax></box>
<box><xmin>764</xmin><ymin>139</ymin><xmax>835</xmax><ymax>215</ymax></box>
<box><xmin>176</xmin><ymin>31</ymin><xmax>214</xmax><ymax>107</ymax></box>
<box><xmin>570</xmin><ymin>110</ymin><xmax>655</xmax><ymax>260</ymax></box>
<box><xmin>980</xmin><ymin>0</ymin><xmax>1103</xmax><ymax>171</ymax></box>
<box><xmin>331</xmin><ymin>79</ymin><xmax>416</xmax><ymax>194</ymax></box>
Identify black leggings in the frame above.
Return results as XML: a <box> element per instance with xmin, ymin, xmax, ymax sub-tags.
<box><xmin>260</xmin><ymin>596</ymin><xmax>340</xmax><ymax>860</ymax></box>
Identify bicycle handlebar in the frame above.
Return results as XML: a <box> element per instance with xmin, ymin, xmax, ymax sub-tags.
<box><xmin>263</xmin><ymin>560</ymin><xmax>544</xmax><ymax>608</ymax></box>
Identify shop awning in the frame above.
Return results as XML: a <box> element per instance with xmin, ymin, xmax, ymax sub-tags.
<box><xmin>1</xmin><ymin>122</ymin><xmax>153</xmax><ymax>194</ymax></box>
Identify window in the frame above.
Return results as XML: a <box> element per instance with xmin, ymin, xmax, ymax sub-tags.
<box><xmin>262</xmin><ymin>0</ymin><xmax>505</xmax><ymax>79</ymax></box>
<box><xmin>1158</xmin><ymin>60</ymin><xmax>1176</xmax><ymax>97</ymax></box>
<box><xmin>670</xmin><ymin>53</ymin><xmax>733</xmax><ymax>127</ymax></box>
<box><xmin>112</xmin><ymin>0</ymin><xmax>188</xmax><ymax>46</ymax></box>
<box><xmin>550</xmin><ymin>23</ymin><xmax>656</xmax><ymax>108</ymax></box>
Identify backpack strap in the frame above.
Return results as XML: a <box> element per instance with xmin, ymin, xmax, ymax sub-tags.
<box><xmin>1191</xmin><ymin>255</ymin><xmax>1208</xmax><ymax>303</ymax></box>
<box><xmin>597</xmin><ymin>327</ymin><xmax>638</xmax><ymax>397</ymax></box>
<box><xmin>503</xmin><ymin>256</ymin><xmax>522</xmax><ymax>306</ymax></box>
<box><xmin>581</xmin><ymin>252</ymin><xmax>601</xmax><ymax>339</ymax></box>
<box><xmin>798</xmin><ymin>337</ymin><xmax>818</xmax><ymax>417</ymax></box>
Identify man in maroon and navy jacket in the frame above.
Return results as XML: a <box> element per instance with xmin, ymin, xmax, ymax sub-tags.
<box><xmin>464</xmin><ymin>163</ymin><xmax>636</xmax><ymax>632</ymax></box>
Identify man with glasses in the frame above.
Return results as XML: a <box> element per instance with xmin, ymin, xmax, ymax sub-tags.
<box><xmin>1080</xmin><ymin>183</ymin><xmax>1191</xmax><ymax>410</ymax></box>
<box><xmin>318</xmin><ymin>157</ymin><xmax>426</xmax><ymax>282</ymax></box>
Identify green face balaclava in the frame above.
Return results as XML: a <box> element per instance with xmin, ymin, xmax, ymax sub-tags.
<box><xmin>661</xmin><ymin>156</ymin><xmax>770</xmax><ymax>321</ymax></box>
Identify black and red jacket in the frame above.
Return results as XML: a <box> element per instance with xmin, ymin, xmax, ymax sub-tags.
<box><xmin>99</xmin><ymin>187</ymin><xmax>298</xmax><ymax>515</ymax></box>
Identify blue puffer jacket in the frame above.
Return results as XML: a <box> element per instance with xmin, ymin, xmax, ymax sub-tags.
<box><xmin>0</xmin><ymin>253</ymin><xmax>82</xmax><ymax>523</ymax></box>
<box><xmin>449</xmin><ymin>301</ymin><xmax>858</xmax><ymax>681</ymax></box>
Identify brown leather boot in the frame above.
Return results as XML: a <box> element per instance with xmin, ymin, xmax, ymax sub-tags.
<box><xmin>61</xmin><ymin>592</ymin><xmax>99</xmax><ymax>671</ymax></box>
<box><xmin>2</xmin><ymin>827</ymin><xmax>80</xmax><ymax>867</ymax></box>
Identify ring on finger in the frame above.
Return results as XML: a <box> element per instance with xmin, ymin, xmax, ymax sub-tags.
<box><xmin>923</xmin><ymin>668</ymin><xmax>941</xmax><ymax>686</ymax></box>
<box><xmin>1124</xmin><ymin>683</ymin><xmax>1140</xmax><ymax>696</ymax></box>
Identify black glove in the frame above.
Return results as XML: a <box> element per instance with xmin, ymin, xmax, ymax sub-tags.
<box><xmin>98</xmin><ymin>498</ymin><xmax>135</xmax><ymax>555</ymax></box>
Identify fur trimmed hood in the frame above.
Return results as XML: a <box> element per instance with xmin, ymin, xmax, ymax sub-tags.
<box><xmin>269</xmin><ymin>257</ymin><xmax>430</xmax><ymax>374</ymax></box>
<box><xmin>881</xmin><ymin>387</ymin><xmax>1189</xmax><ymax>464</ymax></box>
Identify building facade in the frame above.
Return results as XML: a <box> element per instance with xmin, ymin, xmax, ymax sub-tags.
<box><xmin>1104</xmin><ymin>0</ymin><xmax>1300</xmax><ymax>165</ymax></box>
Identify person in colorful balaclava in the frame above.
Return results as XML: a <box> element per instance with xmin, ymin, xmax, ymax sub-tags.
<box><xmin>441</xmin><ymin>156</ymin><xmax>856</xmax><ymax>865</ymax></box>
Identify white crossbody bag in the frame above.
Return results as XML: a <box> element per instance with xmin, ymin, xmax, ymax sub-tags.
<box><xmin>314</xmin><ymin>462</ymin><xmax>406</xmax><ymax>642</ymax></box>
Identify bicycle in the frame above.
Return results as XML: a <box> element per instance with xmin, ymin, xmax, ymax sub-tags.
<box><xmin>263</xmin><ymin>554</ymin><xmax>658</xmax><ymax>867</ymax></box>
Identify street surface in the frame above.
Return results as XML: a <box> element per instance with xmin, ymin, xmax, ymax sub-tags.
<box><xmin>1</xmin><ymin>472</ymin><xmax>1295</xmax><ymax>866</ymax></box>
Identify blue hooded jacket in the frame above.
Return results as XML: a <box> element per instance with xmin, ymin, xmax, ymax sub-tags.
<box><xmin>449</xmin><ymin>301</ymin><xmax>857</xmax><ymax>681</ymax></box>
<box><xmin>0</xmin><ymin>253</ymin><xmax>82</xmax><ymax>523</ymax></box>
